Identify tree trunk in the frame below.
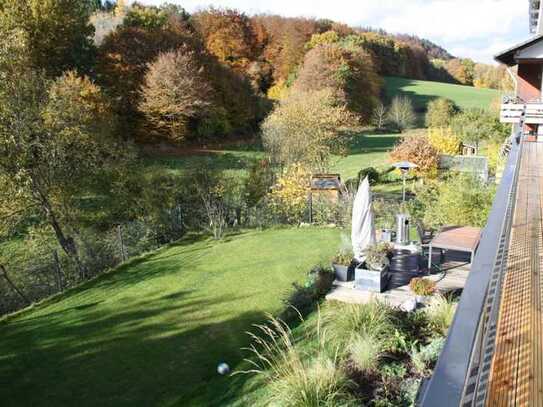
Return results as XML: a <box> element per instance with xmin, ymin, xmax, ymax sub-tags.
<box><xmin>33</xmin><ymin>185</ymin><xmax>87</xmax><ymax>280</ymax></box>
<box><xmin>0</xmin><ymin>264</ymin><xmax>31</xmax><ymax>306</ymax></box>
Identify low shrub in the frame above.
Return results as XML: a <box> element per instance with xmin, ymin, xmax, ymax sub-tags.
<box><xmin>358</xmin><ymin>167</ymin><xmax>379</xmax><ymax>185</ymax></box>
<box><xmin>428</xmin><ymin>127</ymin><xmax>461</xmax><ymax>154</ymax></box>
<box><xmin>409</xmin><ymin>278</ymin><xmax>437</xmax><ymax>296</ymax></box>
<box><xmin>410</xmin><ymin>337</ymin><xmax>446</xmax><ymax>376</ymax></box>
<box><xmin>280</xmin><ymin>265</ymin><xmax>335</xmax><ymax>323</ymax></box>
<box><xmin>424</xmin><ymin>295</ymin><xmax>457</xmax><ymax>336</ymax></box>
<box><xmin>268</xmin><ymin>163</ymin><xmax>311</xmax><ymax>224</ymax></box>
<box><xmin>413</xmin><ymin>173</ymin><xmax>495</xmax><ymax>229</ymax></box>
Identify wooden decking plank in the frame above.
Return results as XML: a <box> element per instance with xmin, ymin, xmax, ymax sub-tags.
<box><xmin>487</xmin><ymin>143</ymin><xmax>543</xmax><ymax>406</ymax></box>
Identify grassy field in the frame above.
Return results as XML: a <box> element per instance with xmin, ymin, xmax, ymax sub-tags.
<box><xmin>333</xmin><ymin>132</ymin><xmax>400</xmax><ymax>180</ymax></box>
<box><xmin>385</xmin><ymin>76</ymin><xmax>501</xmax><ymax>112</ymax></box>
<box><xmin>143</xmin><ymin>131</ymin><xmax>399</xmax><ymax>182</ymax></box>
<box><xmin>0</xmin><ymin>227</ymin><xmax>342</xmax><ymax>407</ymax></box>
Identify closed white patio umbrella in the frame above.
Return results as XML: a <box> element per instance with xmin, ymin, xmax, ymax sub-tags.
<box><xmin>351</xmin><ymin>176</ymin><xmax>376</xmax><ymax>262</ymax></box>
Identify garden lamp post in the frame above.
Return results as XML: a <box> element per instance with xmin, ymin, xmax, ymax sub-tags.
<box><xmin>392</xmin><ymin>161</ymin><xmax>418</xmax><ymax>204</ymax></box>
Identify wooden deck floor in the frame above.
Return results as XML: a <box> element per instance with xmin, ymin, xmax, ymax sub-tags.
<box><xmin>487</xmin><ymin>142</ymin><xmax>543</xmax><ymax>406</ymax></box>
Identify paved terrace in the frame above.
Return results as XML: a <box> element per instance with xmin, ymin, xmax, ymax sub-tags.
<box><xmin>420</xmin><ymin>135</ymin><xmax>543</xmax><ymax>406</ymax></box>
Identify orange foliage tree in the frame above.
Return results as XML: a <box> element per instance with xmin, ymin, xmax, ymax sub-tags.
<box><xmin>192</xmin><ymin>8</ymin><xmax>260</xmax><ymax>71</ymax></box>
<box><xmin>389</xmin><ymin>131</ymin><xmax>440</xmax><ymax>178</ymax></box>
<box><xmin>293</xmin><ymin>43</ymin><xmax>382</xmax><ymax>123</ymax></box>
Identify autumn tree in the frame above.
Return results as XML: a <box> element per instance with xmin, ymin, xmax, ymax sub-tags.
<box><xmin>193</xmin><ymin>8</ymin><xmax>259</xmax><ymax>71</ymax></box>
<box><xmin>372</xmin><ymin>102</ymin><xmax>388</xmax><ymax>130</ymax></box>
<box><xmin>262</xmin><ymin>89</ymin><xmax>356</xmax><ymax>172</ymax></box>
<box><xmin>257</xmin><ymin>15</ymin><xmax>322</xmax><ymax>82</ymax></box>
<box><xmin>139</xmin><ymin>48</ymin><xmax>213</xmax><ymax>143</ymax></box>
<box><xmin>425</xmin><ymin>98</ymin><xmax>457</xmax><ymax>128</ymax></box>
<box><xmin>389</xmin><ymin>131</ymin><xmax>440</xmax><ymax>178</ymax></box>
<box><xmin>0</xmin><ymin>0</ymin><xmax>96</xmax><ymax>77</ymax></box>
<box><xmin>96</xmin><ymin>17</ymin><xmax>198</xmax><ymax>133</ymax></box>
<box><xmin>122</xmin><ymin>2</ymin><xmax>190</xmax><ymax>30</ymax></box>
<box><xmin>0</xmin><ymin>60</ymin><xmax>127</xmax><ymax>278</ymax></box>
<box><xmin>387</xmin><ymin>96</ymin><xmax>416</xmax><ymax>132</ymax></box>
<box><xmin>450</xmin><ymin>108</ymin><xmax>508</xmax><ymax>154</ymax></box>
<box><xmin>293</xmin><ymin>44</ymin><xmax>382</xmax><ymax>123</ymax></box>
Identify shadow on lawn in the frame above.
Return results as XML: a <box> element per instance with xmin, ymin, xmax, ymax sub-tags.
<box><xmin>146</xmin><ymin>151</ymin><xmax>259</xmax><ymax>174</ymax></box>
<box><xmin>347</xmin><ymin>132</ymin><xmax>401</xmax><ymax>156</ymax></box>
<box><xmin>0</xmin><ymin>288</ymin><xmax>267</xmax><ymax>407</ymax></box>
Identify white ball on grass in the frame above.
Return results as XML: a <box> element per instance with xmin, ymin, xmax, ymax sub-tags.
<box><xmin>217</xmin><ymin>362</ymin><xmax>230</xmax><ymax>375</ymax></box>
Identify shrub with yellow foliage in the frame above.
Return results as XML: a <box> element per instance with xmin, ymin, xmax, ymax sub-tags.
<box><xmin>428</xmin><ymin>127</ymin><xmax>461</xmax><ymax>155</ymax></box>
<box><xmin>268</xmin><ymin>163</ymin><xmax>311</xmax><ymax>224</ymax></box>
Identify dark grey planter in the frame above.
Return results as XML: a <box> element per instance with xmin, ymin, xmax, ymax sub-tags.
<box><xmin>354</xmin><ymin>265</ymin><xmax>389</xmax><ymax>293</ymax></box>
<box><xmin>332</xmin><ymin>263</ymin><xmax>351</xmax><ymax>282</ymax></box>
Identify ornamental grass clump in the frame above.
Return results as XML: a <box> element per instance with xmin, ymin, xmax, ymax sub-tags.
<box><xmin>241</xmin><ymin>314</ymin><xmax>356</xmax><ymax>407</ymax></box>
<box><xmin>348</xmin><ymin>333</ymin><xmax>381</xmax><ymax>373</ymax></box>
<box><xmin>424</xmin><ymin>295</ymin><xmax>457</xmax><ymax>336</ymax></box>
<box><xmin>321</xmin><ymin>301</ymin><xmax>394</xmax><ymax>353</ymax></box>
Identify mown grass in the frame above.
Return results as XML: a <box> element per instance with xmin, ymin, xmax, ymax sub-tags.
<box><xmin>0</xmin><ymin>227</ymin><xmax>343</xmax><ymax>407</ymax></box>
<box><xmin>384</xmin><ymin>76</ymin><xmax>501</xmax><ymax>112</ymax></box>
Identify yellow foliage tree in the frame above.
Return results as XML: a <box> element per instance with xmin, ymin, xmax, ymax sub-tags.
<box><xmin>305</xmin><ymin>30</ymin><xmax>340</xmax><ymax>49</ymax></box>
<box><xmin>268</xmin><ymin>163</ymin><xmax>311</xmax><ymax>223</ymax></box>
<box><xmin>428</xmin><ymin>127</ymin><xmax>461</xmax><ymax>155</ymax></box>
<box><xmin>267</xmin><ymin>80</ymin><xmax>289</xmax><ymax>101</ymax></box>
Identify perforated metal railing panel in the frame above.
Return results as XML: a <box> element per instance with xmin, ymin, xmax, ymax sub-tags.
<box><xmin>486</xmin><ymin>142</ymin><xmax>543</xmax><ymax>406</ymax></box>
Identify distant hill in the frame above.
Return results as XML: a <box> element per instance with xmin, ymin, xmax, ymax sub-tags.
<box><xmin>359</xmin><ymin>27</ymin><xmax>454</xmax><ymax>60</ymax></box>
<box><xmin>393</xmin><ymin>33</ymin><xmax>454</xmax><ymax>60</ymax></box>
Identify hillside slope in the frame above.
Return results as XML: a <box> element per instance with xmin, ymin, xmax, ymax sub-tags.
<box><xmin>385</xmin><ymin>76</ymin><xmax>501</xmax><ymax>111</ymax></box>
<box><xmin>0</xmin><ymin>228</ymin><xmax>341</xmax><ymax>407</ymax></box>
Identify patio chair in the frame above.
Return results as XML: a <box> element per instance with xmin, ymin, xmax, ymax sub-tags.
<box><xmin>415</xmin><ymin>221</ymin><xmax>443</xmax><ymax>274</ymax></box>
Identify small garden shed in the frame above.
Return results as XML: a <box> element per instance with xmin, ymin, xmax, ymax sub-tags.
<box><xmin>310</xmin><ymin>174</ymin><xmax>346</xmax><ymax>203</ymax></box>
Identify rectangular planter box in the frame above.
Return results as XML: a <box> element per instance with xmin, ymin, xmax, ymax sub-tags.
<box><xmin>332</xmin><ymin>264</ymin><xmax>352</xmax><ymax>282</ymax></box>
<box><xmin>354</xmin><ymin>266</ymin><xmax>389</xmax><ymax>293</ymax></box>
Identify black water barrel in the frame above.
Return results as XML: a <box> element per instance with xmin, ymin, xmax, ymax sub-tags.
<box><xmin>388</xmin><ymin>249</ymin><xmax>421</xmax><ymax>289</ymax></box>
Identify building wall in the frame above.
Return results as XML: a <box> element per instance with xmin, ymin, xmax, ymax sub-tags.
<box><xmin>517</xmin><ymin>63</ymin><xmax>542</xmax><ymax>101</ymax></box>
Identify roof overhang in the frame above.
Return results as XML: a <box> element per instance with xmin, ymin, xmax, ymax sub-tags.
<box><xmin>495</xmin><ymin>34</ymin><xmax>543</xmax><ymax>65</ymax></box>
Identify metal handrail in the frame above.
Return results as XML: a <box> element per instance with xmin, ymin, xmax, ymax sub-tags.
<box><xmin>418</xmin><ymin>127</ymin><xmax>523</xmax><ymax>406</ymax></box>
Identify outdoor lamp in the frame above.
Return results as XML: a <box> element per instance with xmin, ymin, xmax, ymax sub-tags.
<box><xmin>392</xmin><ymin>161</ymin><xmax>418</xmax><ymax>204</ymax></box>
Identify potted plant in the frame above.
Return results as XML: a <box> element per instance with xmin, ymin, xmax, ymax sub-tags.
<box><xmin>332</xmin><ymin>249</ymin><xmax>354</xmax><ymax>282</ymax></box>
<box><xmin>409</xmin><ymin>278</ymin><xmax>437</xmax><ymax>304</ymax></box>
<box><xmin>366</xmin><ymin>242</ymin><xmax>394</xmax><ymax>270</ymax></box>
<box><xmin>354</xmin><ymin>243</ymin><xmax>393</xmax><ymax>293</ymax></box>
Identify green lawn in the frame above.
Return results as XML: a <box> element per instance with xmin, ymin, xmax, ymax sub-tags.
<box><xmin>0</xmin><ymin>227</ymin><xmax>341</xmax><ymax>407</ymax></box>
<box><xmin>144</xmin><ymin>131</ymin><xmax>400</xmax><ymax>183</ymax></box>
<box><xmin>333</xmin><ymin>132</ymin><xmax>400</xmax><ymax>180</ymax></box>
<box><xmin>385</xmin><ymin>76</ymin><xmax>501</xmax><ymax>111</ymax></box>
<box><xmin>142</xmin><ymin>148</ymin><xmax>265</xmax><ymax>178</ymax></box>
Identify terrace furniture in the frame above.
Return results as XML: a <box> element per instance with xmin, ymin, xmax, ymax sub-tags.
<box><xmin>427</xmin><ymin>226</ymin><xmax>481</xmax><ymax>269</ymax></box>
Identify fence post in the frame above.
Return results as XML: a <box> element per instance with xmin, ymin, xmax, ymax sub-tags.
<box><xmin>0</xmin><ymin>264</ymin><xmax>30</xmax><ymax>306</ymax></box>
<box><xmin>117</xmin><ymin>224</ymin><xmax>127</xmax><ymax>262</ymax></box>
<box><xmin>52</xmin><ymin>250</ymin><xmax>63</xmax><ymax>292</ymax></box>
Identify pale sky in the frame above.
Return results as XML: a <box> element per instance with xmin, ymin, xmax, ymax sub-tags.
<box><xmin>134</xmin><ymin>0</ymin><xmax>531</xmax><ymax>64</ymax></box>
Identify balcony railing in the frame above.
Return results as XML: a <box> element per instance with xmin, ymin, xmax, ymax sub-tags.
<box><xmin>418</xmin><ymin>126</ymin><xmax>522</xmax><ymax>406</ymax></box>
<box><xmin>500</xmin><ymin>102</ymin><xmax>543</xmax><ymax>124</ymax></box>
